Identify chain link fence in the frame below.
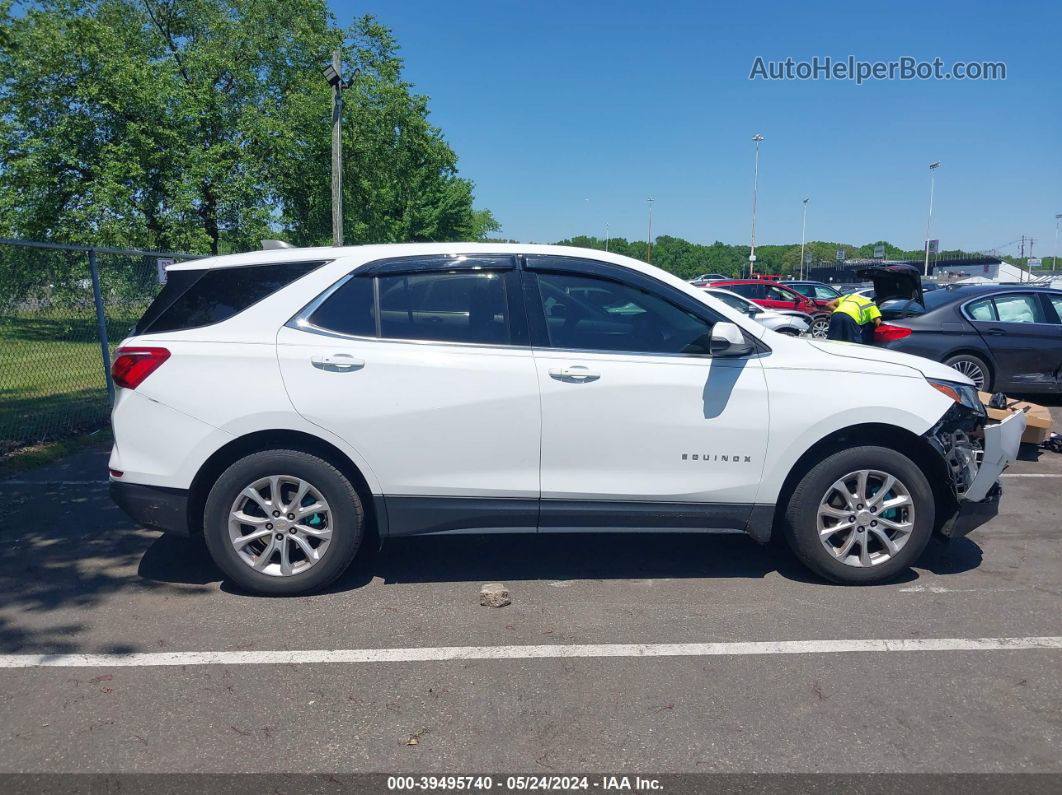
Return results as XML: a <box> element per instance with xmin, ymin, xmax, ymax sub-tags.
<box><xmin>0</xmin><ymin>240</ymin><xmax>204</xmax><ymax>457</ymax></box>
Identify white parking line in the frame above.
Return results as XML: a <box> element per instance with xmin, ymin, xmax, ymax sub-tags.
<box><xmin>1</xmin><ymin>637</ymin><xmax>1060</xmax><ymax>669</ymax></box>
<box><xmin>1001</xmin><ymin>473</ymin><xmax>1062</xmax><ymax>478</ymax></box>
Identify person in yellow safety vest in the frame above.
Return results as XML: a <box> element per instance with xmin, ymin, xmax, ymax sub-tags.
<box><xmin>825</xmin><ymin>291</ymin><xmax>882</xmax><ymax>344</ymax></box>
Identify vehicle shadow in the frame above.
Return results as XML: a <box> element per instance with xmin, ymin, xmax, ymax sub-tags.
<box><xmin>314</xmin><ymin>530</ymin><xmax>985</xmax><ymax>594</ymax></box>
<box><xmin>138</xmin><ymin>527</ymin><xmax>986</xmax><ymax>596</ymax></box>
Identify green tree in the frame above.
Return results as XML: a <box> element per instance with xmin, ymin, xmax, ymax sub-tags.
<box><xmin>0</xmin><ymin>1</ymin><xmax>495</xmax><ymax>255</ymax></box>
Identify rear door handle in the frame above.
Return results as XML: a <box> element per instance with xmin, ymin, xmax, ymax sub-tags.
<box><xmin>311</xmin><ymin>354</ymin><xmax>365</xmax><ymax>371</ymax></box>
<box><xmin>985</xmin><ymin>328</ymin><xmax>1006</xmax><ymax>336</ymax></box>
<box><xmin>548</xmin><ymin>366</ymin><xmax>600</xmax><ymax>382</ymax></box>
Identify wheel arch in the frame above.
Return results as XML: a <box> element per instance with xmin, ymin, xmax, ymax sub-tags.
<box><xmin>186</xmin><ymin>429</ymin><xmax>383</xmax><ymax>541</ymax></box>
<box><xmin>769</xmin><ymin>422</ymin><xmax>956</xmax><ymax>541</ymax></box>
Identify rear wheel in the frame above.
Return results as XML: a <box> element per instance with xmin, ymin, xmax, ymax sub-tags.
<box><xmin>203</xmin><ymin>450</ymin><xmax>363</xmax><ymax>595</ymax></box>
<box><xmin>944</xmin><ymin>353</ymin><xmax>991</xmax><ymax>391</ymax></box>
<box><xmin>809</xmin><ymin>315</ymin><xmax>830</xmax><ymax>338</ymax></box>
<box><xmin>783</xmin><ymin>446</ymin><xmax>935</xmax><ymax>584</ymax></box>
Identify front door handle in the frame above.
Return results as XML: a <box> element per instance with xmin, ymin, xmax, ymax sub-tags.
<box><xmin>985</xmin><ymin>328</ymin><xmax>1006</xmax><ymax>336</ymax></box>
<box><xmin>311</xmin><ymin>354</ymin><xmax>365</xmax><ymax>371</ymax></box>
<box><xmin>548</xmin><ymin>366</ymin><xmax>600</xmax><ymax>382</ymax></box>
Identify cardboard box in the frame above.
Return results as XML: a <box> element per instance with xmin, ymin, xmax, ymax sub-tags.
<box><xmin>978</xmin><ymin>392</ymin><xmax>1053</xmax><ymax>445</ymax></box>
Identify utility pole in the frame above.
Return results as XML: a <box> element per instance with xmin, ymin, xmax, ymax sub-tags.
<box><xmin>605</xmin><ymin>223</ymin><xmax>610</xmax><ymax>253</ymax></box>
<box><xmin>322</xmin><ymin>51</ymin><xmax>358</xmax><ymax>247</ymax></box>
<box><xmin>749</xmin><ymin>134</ymin><xmax>764</xmax><ymax>276</ymax></box>
<box><xmin>646</xmin><ymin>198</ymin><xmax>655</xmax><ymax>264</ymax></box>
<box><xmin>799</xmin><ymin>197</ymin><xmax>809</xmax><ymax>280</ymax></box>
<box><xmin>1053</xmin><ymin>214</ymin><xmax>1061</xmax><ymax>272</ymax></box>
<box><xmin>329</xmin><ymin>50</ymin><xmax>343</xmax><ymax>246</ymax></box>
<box><xmin>1020</xmin><ymin>235</ymin><xmax>1025</xmax><ymax>258</ymax></box>
<box><xmin>923</xmin><ymin>161</ymin><xmax>940</xmax><ymax>276</ymax></box>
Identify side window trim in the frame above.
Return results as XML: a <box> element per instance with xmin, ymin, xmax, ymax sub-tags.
<box><xmin>521</xmin><ymin>256</ymin><xmax>754</xmax><ymax>358</ymax></box>
<box><xmin>290</xmin><ymin>256</ymin><xmax>527</xmax><ymax>349</ymax></box>
<box><xmin>968</xmin><ymin>291</ymin><xmax>1050</xmax><ymax>326</ymax></box>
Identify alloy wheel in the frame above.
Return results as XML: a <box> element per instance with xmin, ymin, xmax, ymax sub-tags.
<box><xmin>816</xmin><ymin>469</ymin><xmax>915</xmax><ymax>568</ymax></box>
<box><xmin>810</xmin><ymin>317</ymin><xmax>830</xmax><ymax>338</ymax></box>
<box><xmin>949</xmin><ymin>359</ymin><xmax>986</xmax><ymax>390</ymax></box>
<box><xmin>227</xmin><ymin>475</ymin><xmax>333</xmax><ymax>577</ymax></box>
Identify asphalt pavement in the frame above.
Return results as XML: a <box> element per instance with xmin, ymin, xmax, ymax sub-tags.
<box><xmin>0</xmin><ymin>406</ymin><xmax>1060</xmax><ymax>776</ymax></box>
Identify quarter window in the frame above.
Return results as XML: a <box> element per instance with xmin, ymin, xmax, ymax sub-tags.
<box><xmin>533</xmin><ymin>272</ymin><xmax>714</xmax><ymax>354</ymax></box>
<box><xmin>966</xmin><ymin>297</ymin><xmax>996</xmax><ymax>321</ymax></box>
<box><xmin>136</xmin><ymin>261</ymin><xmax>324</xmax><ymax>335</ymax></box>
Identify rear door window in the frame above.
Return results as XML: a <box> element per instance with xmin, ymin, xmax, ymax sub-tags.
<box><xmin>992</xmin><ymin>294</ymin><xmax>1045</xmax><ymax>324</ymax></box>
<box><xmin>378</xmin><ymin>272</ymin><xmax>510</xmax><ymax>345</ymax></box>
<box><xmin>136</xmin><ymin>261</ymin><xmax>325</xmax><ymax>334</ymax></box>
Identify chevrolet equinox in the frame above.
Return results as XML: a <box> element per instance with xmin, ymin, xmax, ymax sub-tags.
<box><xmin>108</xmin><ymin>244</ymin><xmax>1025</xmax><ymax>595</ymax></box>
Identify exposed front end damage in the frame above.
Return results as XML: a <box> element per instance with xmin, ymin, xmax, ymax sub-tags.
<box><xmin>925</xmin><ymin>400</ymin><xmax>1027</xmax><ymax>538</ymax></box>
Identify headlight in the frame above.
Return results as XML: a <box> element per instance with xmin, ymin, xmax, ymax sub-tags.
<box><xmin>927</xmin><ymin>378</ymin><xmax>985</xmax><ymax>414</ymax></box>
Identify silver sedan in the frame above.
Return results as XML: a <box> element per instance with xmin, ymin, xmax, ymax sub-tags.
<box><xmin>702</xmin><ymin>287</ymin><xmax>811</xmax><ymax>336</ymax></box>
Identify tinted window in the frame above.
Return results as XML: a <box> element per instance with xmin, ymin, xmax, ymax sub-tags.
<box><xmin>966</xmin><ymin>297</ymin><xmax>997</xmax><ymax>321</ymax></box>
<box><xmin>136</xmin><ymin>261</ymin><xmax>323</xmax><ymax>334</ymax></box>
<box><xmin>727</xmin><ymin>283</ymin><xmax>765</xmax><ymax>299</ymax></box>
<box><xmin>992</xmin><ymin>294</ymin><xmax>1045</xmax><ymax>324</ymax></box>
<box><xmin>307</xmin><ymin>276</ymin><xmax>376</xmax><ymax>336</ymax></box>
<box><xmin>708</xmin><ymin>291</ymin><xmax>756</xmax><ymax>313</ymax></box>
<box><xmin>766</xmin><ymin>285</ymin><xmax>798</xmax><ymax>302</ymax></box>
<box><xmin>378</xmin><ymin>272</ymin><xmax>509</xmax><ymax>344</ymax></box>
<box><xmin>1047</xmin><ymin>294</ymin><xmax>1062</xmax><ymax>322</ymax></box>
<box><xmin>535</xmin><ymin>272</ymin><xmax>714</xmax><ymax>354</ymax></box>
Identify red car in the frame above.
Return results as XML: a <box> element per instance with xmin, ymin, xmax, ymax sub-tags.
<box><xmin>708</xmin><ymin>279</ymin><xmax>831</xmax><ymax>338</ymax></box>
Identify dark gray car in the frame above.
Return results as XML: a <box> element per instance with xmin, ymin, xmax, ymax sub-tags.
<box><xmin>868</xmin><ymin>275</ymin><xmax>1062</xmax><ymax>393</ymax></box>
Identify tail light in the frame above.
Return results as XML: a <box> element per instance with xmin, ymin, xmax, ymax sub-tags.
<box><xmin>111</xmin><ymin>347</ymin><xmax>170</xmax><ymax>389</ymax></box>
<box><xmin>874</xmin><ymin>323</ymin><xmax>913</xmax><ymax>342</ymax></box>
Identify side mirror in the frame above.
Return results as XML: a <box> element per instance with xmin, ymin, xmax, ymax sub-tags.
<box><xmin>710</xmin><ymin>322</ymin><xmax>755</xmax><ymax>357</ymax></box>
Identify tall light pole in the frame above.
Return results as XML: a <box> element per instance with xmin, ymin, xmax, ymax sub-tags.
<box><xmin>323</xmin><ymin>51</ymin><xmax>359</xmax><ymax>247</ymax></box>
<box><xmin>749</xmin><ymin>134</ymin><xmax>764</xmax><ymax>276</ymax></box>
<box><xmin>646</xmin><ymin>197</ymin><xmax>655</xmax><ymax>264</ymax></box>
<box><xmin>799</xmin><ymin>197</ymin><xmax>809</xmax><ymax>280</ymax></box>
<box><xmin>605</xmin><ymin>223</ymin><xmax>610</xmax><ymax>253</ymax></box>
<box><xmin>923</xmin><ymin>161</ymin><xmax>941</xmax><ymax>276</ymax></box>
<box><xmin>1053</xmin><ymin>213</ymin><xmax>1061</xmax><ymax>272</ymax></box>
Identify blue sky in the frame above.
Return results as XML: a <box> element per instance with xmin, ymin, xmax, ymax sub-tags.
<box><xmin>332</xmin><ymin>0</ymin><xmax>1061</xmax><ymax>257</ymax></box>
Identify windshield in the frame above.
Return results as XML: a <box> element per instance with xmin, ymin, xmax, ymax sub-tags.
<box><xmin>708</xmin><ymin>290</ymin><xmax>758</xmax><ymax>314</ymax></box>
<box><xmin>789</xmin><ymin>283</ymin><xmax>839</xmax><ymax>300</ymax></box>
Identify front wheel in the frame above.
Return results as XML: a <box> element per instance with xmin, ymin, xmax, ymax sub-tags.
<box><xmin>809</xmin><ymin>315</ymin><xmax>830</xmax><ymax>338</ymax></box>
<box><xmin>783</xmin><ymin>446</ymin><xmax>935</xmax><ymax>584</ymax></box>
<box><xmin>203</xmin><ymin>449</ymin><xmax>364</xmax><ymax>595</ymax></box>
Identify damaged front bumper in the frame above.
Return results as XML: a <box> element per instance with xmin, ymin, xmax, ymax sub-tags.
<box><xmin>928</xmin><ymin>404</ymin><xmax>1026</xmax><ymax>539</ymax></box>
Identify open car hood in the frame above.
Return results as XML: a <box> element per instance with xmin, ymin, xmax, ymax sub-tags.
<box><xmin>856</xmin><ymin>264</ymin><xmax>924</xmax><ymax>306</ymax></box>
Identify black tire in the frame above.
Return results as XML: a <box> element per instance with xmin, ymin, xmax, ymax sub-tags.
<box><xmin>203</xmin><ymin>449</ymin><xmax>364</xmax><ymax>595</ymax></box>
<box><xmin>782</xmin><ymin>446</ymin><xmax>935</xmax><ymax>585</ymax></box>
<box><xmin>944</xmin><ymin>353</ymin><xmax>992</xmax><ymax>392</ymax></box>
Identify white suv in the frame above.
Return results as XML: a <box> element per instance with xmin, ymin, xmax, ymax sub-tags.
<box><xmin>108</xmin><ymin>244</ymin><xmax>1025</xmax><ymax>595</ymax></box>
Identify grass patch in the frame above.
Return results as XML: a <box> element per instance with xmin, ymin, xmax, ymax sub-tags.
<box><xmin>0</xmin><ymin>312</ymin><xmax>139</xmax><ymax>454</ymax></box>
<box><xmin>0</xmin><ymin>426</ymin><xmax>113</xmax><ymax>478</ymax></box>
